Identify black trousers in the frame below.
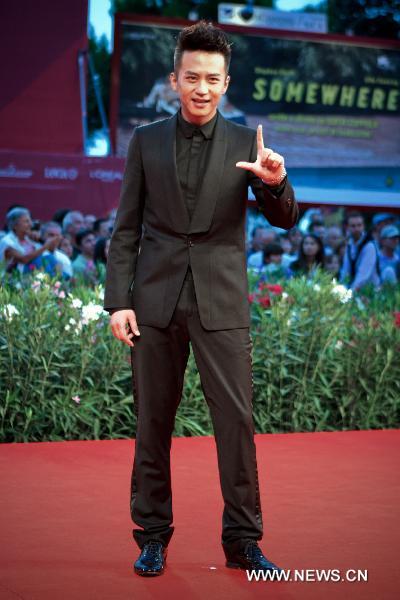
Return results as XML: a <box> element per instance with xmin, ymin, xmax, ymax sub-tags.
<box><xmin>129</xmin><ymin>268</ymin><xmax>263</xmax><ymax>553</ymax></box>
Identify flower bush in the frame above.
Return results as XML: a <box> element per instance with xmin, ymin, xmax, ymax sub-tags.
<box><xmin>1</xmin><ymin>269</ymin><xmax>399</xmax><ymax>442</ymax></box>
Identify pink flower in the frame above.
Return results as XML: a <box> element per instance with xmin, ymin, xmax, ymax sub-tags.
<box><xmin>259</xmin><ymin>282</ymin><xmax>283</xmax><ymax>295</ymax></box>
<box><xmin>258</xmin><ymin>295</ymin><xmax>271</xmax><ymax>308</ymax></box>
<box><xmin>72</xmin><ymin>395</ymin><xmax>81</xmax><ymax>404</ymax></box>
<box><xmin>266</xmin><ymin>284</ymin><xmax>283</xmax><ymax>295</ymax></box>
<box><xmin>394</xmin><ymin>312</ymin><xmax>400</xmax><ymax>329</ymax></box>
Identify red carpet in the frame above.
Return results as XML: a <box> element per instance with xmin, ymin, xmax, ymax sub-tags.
<box><xmin>1</xmin><ymin>430</ymin><xmax>399</xmax><ymax>600</ymax></box>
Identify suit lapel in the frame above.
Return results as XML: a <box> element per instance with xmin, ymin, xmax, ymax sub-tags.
<box><xmin>160</xmin><ymin>113</ymin><xmax>190</xmax><ymax>233</ymax></box>
<box><xmin>189</xmin><ymin>113</ymin><xmax>227</xmax><ymax>234</ymax></box>
<box><xmin>160</xmin><ymin>111</ymin><xmax>228</xmax><ymax>234</ymax></box>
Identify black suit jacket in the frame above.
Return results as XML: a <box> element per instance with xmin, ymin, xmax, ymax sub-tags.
<box><xmin>104</xmin><ymin>111</ymin><xmax>298</xmax><ymax>330</ymax></box>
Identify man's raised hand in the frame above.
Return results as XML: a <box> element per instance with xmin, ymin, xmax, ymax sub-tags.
<box><xmin>236</xmin><ymin>124</ymin><xmax>286</xmax><ymax>185</ymax></box>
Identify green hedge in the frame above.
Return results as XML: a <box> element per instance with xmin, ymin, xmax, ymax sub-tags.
<box><xmin>1</xmin><ymin>269</ymin><xmax>399</xmax><ymax>442</ymax></box>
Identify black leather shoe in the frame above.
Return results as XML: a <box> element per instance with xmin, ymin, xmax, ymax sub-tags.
<box><xmin>134</xmin><ymin>540</ymin><xmax>167</xmax><ymax>576</ymax></box>
<box><xmin>225</xmin><ymin>540</ymin><xmax>282</xmax><ymax>574</ymax></box>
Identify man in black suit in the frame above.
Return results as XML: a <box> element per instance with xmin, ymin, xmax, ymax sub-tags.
<box><xmin>104</xmin><ymin>21</ymin><xmax>298</xmax><ymax>577</ymax></box>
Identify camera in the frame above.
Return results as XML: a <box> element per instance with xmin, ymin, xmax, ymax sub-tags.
<box><xmin>240</xmin><ymin>1</ymin><xmax>254</xmax><ymax>22</ymax></box>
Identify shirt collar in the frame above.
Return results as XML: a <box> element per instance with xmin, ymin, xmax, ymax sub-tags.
<box><xmin>177</xmin><ymin>109</ymin><xmax>218</xmax><ymax>139</ymax></box>
<box><xmin>351</xmin><ymin>232</ymin><xmax>366</xmax><ymax>247</ymax></box>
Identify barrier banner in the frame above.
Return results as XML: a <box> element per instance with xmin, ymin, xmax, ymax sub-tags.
<box><xmin>0</xmin><ymin>151</ymin><xmax>124</xmax><ymax>221</ymax></box>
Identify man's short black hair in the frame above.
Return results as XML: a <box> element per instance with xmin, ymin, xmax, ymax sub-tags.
<box><xmin>93</xmin><ymin>218</ymin><xmax>108</xmax><ymax>233</ymax></box>
<box><xmin>263</xmin><ymin>243</ymin><xmax>284</xmax><ymax>261</ymax></box>
<box><xmin>345</xmin><ymin>210</ymin><xmax>364</xmax><ymax>224</ymax></box>
<box><xmin>174</xmin><ymin>20</ymin><xmax>232</xmax><ymax>74</ymax></box>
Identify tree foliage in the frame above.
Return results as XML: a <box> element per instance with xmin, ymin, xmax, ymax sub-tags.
<box><xmin>327</xmin><ymin>0</ymin><xmax>400</xmax><ymax>39</ymax></box>
<box><xmin>88</xmin><ymin>27</ymin><xmax>111</xmax><ymax>131</ymax></box>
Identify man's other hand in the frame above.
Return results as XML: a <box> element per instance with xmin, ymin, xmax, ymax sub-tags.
<box><xmin>110</xmin><ymin>309</ymin><xmax>140</xmax><ymax>347</ymax></box>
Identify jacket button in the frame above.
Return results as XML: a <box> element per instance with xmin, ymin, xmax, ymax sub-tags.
<box><xmin>187</xmin><ymin>237</ymin><xmax>194</xmax><ymax>247</ymax></box>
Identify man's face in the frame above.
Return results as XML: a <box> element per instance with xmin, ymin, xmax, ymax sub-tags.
<box><xmin>43</xmin><ymin>225</ymin><xmax>61</xmax><ymax>242</ymax></box>
<box><xmin>70</xmin><ymin>212</ymin><xmax>85</xmax><ymax>236</ymax></box>
<box><xmin>347</xmin><ymin>217</ymin><xmax>365</xmax><ymax>241</ymax></box>
<box><xmin>288</xmin><ymin>228</ymin><xmax>302</xmax><ymax>248</ymax></box>
<box><xmin>311</xmin><ymin>224</ymin><xmax>325</xmax><ymax>238</ymax></box>
<box><xmin>253</xmin><ymin>228</ymin><xmax>276</xmax><ymax>251</ymax></box>
<box><xmin>170</xmin><ymin>50</ymin><xmax>230</xmax><ymax>125</ymax></box>
<box><xmin>381</xmin><ymin>236</ymin><xmax>399</xmax><ymax>251</ymax></box>
<box><xmin>85</xmin><ymin>214</ymin><xmax>96</xmax><ymax>229</ymax></box>
<box><xmin>269</xmin><ymin>253</ymin><xmax>282</xmax><ymax>265</ymax></box>
<box><xmin>326</xmin><ymin>226</ymin><xmax>343</xmax><ymax>249</ymax></box>
<box><xmin>98</xmin><ymin>220</ymin><xmax>112</xmax><ymax>238</ymax></box>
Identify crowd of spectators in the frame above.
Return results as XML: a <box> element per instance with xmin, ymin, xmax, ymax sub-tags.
<box><xmin>0</xmin><ymin>206</ymin><xmax>115</xmax><ymax>285</ymax></box>
<box><xmin>0</xmin><ymin>204</ymin><xmax>399</xmax><ymax>292</ymax></box>
<box><xmin>246</xmin><ymin>207</ymin><xmax>399</xmax><ymax>291</ymax></box>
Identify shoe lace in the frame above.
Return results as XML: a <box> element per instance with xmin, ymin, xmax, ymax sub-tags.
<box><xmin>144</xmin><ymin>540</ymin><xmax>163</xmax><ymax>558</ymax></box>
<box><xmin>244</xmin><ymin>540</ymin><xmax>263</xmax><ymax>560</ymax></box>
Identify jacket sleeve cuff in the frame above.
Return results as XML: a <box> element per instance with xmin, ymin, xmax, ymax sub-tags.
<box><xmin>262</xmin><ymin>174</ymin><xmax>288</xmax><ymax>198</ymax></box>
<box><xmin>107</xmin><ymin>307</ymin><xmax>132</xmax><ymax>315</ymax></box>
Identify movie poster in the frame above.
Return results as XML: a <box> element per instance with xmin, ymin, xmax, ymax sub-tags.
<box><xmin>113</xmin><ymin>19</ymin><xmax>400</xmax><ymax>207</ymax></box>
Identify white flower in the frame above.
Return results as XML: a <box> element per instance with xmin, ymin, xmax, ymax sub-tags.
<box><xmin>71</xmin><ymin>297</ymin><xmax>83</xmax><ymax>309</ymax></box>
<box><xmin>67</xmin><ymin>321</ymin><xmax>82</xmax><ymax>334</ymax></box>
<box><xmin>2</xmin><ymin>304</ymin><xmax>20</xmax><ymax>320</ymax></box>
<box><xmin>34</xmin><ymin>272</ymin><xmax>46</xmax><ymax>281</ymax></box>
<box><xmin>313</xmin><ymin>284</ymin><xmax>321</xmax><ymax>292</ymax></box>
<box><xmin>287</xmin><ymin>318</ymin><xmax>292</xmax><ymax>326</ymax></box>
<box><xmin>335</xmin><ymin>340</ymin><xmax>343</xmax><ymax>350</ymax></box>
<box><xmin>332</xmin><ymin>284</ymin><xmax>352</xmax><ymax>303</ymax></box>
<box><xmin>81</xmin><ymin>302</ymin><xmax>105</xmax><ymax>323</ymax></box>
<box><xmin>281</xmin><ymin>292</ymin><xmax>289</xmax><ymax>300</ymax></box>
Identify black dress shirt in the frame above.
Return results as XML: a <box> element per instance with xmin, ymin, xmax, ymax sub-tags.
<box><xmin>176</xmin><ymin>109</ymin><xmax>218</xmax><ymax>221</ymax></box>
<box><xmin>175</xmin><ymin>109</ymin><xmax>218</xmax><ymax>280</ymax></box>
